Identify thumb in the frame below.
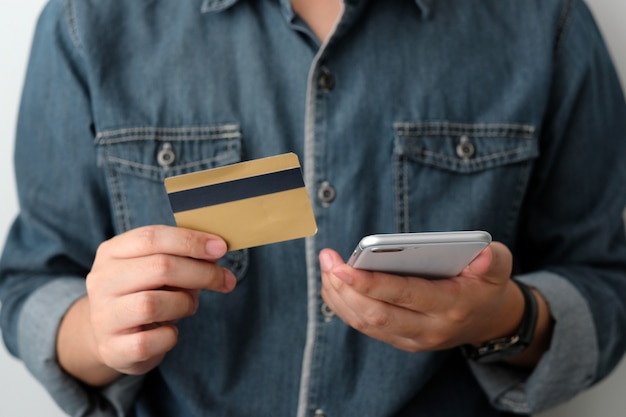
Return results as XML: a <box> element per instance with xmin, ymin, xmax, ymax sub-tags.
<box><xmin>319</xmin><ymin>248</ymin><xmax>345</xmax><ymax>273</ymax></box>
<box><xmin>467</xmin><ymin>242</ymin><xmax>513</xmax><ymax>284</ymax></box>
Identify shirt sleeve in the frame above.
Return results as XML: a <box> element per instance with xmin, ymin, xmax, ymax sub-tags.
<box><xmin>17</xmin><ymin>279</ymin><xmax>145</xmax><ymax>417</ymax></box>
<box><xmin>0</xmin><ymin>1</ymin><xmax>144</xmax><ymax>415</ymax></box>
<box><xmin>469</xmin><ymin>272</ymin><xmax>597</xmax><ymax>414</ymax></box>
<box><xmin>469</xmin><ymin>0</ymin><xmax>626</xmax><ymax>413</ymax></box>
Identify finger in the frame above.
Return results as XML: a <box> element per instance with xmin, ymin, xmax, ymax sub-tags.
<box><xmin>466</xmin><ymin>242</ymin><xmax>513</xmax><ymax>285</ymax></box>
<box><xmin>320</xmin><ymin>249</ymin><xmax>454</xmax><ymax>313</ymax></box>
<box><xmin>321</xmin><ymin>249</ymin><xmax>465</xmax><ymax>349</ymax></box>
<box><xmin>98</xmin><ymin>225</ymin><xmax>227</xmax><ymax>262</ymax></box>
<box><xmin>101</xmin><ymin>324</ymin><xmax>179</xmax><ymax>375</ymax></box>
<box><xmin>321</xmin><ymin>279</ymin><xmax>433</xmax><ymax>351</ymax></box>
<box><xmin>319</xmin><ymin>254</ymin><xmax>426</xmax><ymax>335</ymax></box>
<box><xmin>88</xmin><ymin>254</ymin><xmax>236</xmax><ymax>296</ymax></box>
<box><xmin>99</xmin><ymin>289</ymin><xmax>200</xmax><ymax>332</ymax></box>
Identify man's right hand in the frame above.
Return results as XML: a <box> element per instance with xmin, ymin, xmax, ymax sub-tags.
<box><xmin>56</xmin><ymin>225</ymin><xmax>237</xmax><ymax>386</ymax></box>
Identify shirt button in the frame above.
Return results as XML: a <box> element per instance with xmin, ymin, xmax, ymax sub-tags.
<box><xmin>314</xmin><ymin>410</ymin><xmax>326</xmax><ymax>417</ymax></box>
<box><xmin>321</xmin><ymin>302</ymin><xmax>335</xmax><ymax>321</ymax></box>
<box><xmin>157</xmin><ymin>142</ymin><xmax>176</xmax><ymax>167</ymax></box>
<box><xmin>317</xmin><ymin>181</ymin><xmax>337</xmax><ymax>205</ymax></box>
<box><xmin>456</xmin><ymin>135</ymin><xmax>476</xmax><ymax>160</ymax></box>
<box><xmin>318</xmin><ymin>67</ymin><xmax>335</xmax><ymax>91</ymax></box>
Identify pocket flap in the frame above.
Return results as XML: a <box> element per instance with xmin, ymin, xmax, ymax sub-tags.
<box><xmin>95</xmin><ymin>124</ymin><xmax>243</xmax><ymax>181</ymax></box>
<box><xmin>394</xmin><ymin>122</ymin><xmax>538</xmax><ymax>173</ymax></box>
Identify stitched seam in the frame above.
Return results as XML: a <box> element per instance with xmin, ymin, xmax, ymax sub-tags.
<box><xmin>396</xmin><ymin>156</ymin><xmax>410</xmax><ymax>233</ymax></box>
<box><xmin>393</xmin><ymin>155</ymin><xmax>399</xmax><ymax>232</ymax></box>
<box><xmin>95</xmin><ymin>125</ymin><xmax>241</xmax><ymax>144</ymax></box>
<box><xmin>97</xmin><ymin>125</ymin><xmax>240</xmax><ymax>137</ymax></box>
<box><xmin>418</xmin><ymin>145</ymin><xmax>533</xmax><ymax>165</ymax></box>
<box><xmin>394</xmin><ymin>121</ymin><xmax>536</xmax><ymax>139</ymax></box>
<box><xmin>399</xmin><ymin>130</ymin><xmax>533</xmax><ymax>139</ymax></box>
<box><xmin>105</xmin><ymin>157</ymin><xmax>131</xmax><ymax>233</ymax></box>
<box><xmin>105</xmin><ymin>153</ymin><xmax>235</xmax><ymax>172</ymax></box>
<box><xmin>298</xmin><ymin>47</ymin><xmax>323</xmax><ymax>417</ymax></box>
<box><xmin>394</xmin><ymin>121</ymin><xmax>535</xmax><ymax>130</ymax></box>
<box><xmin>64</xmin><ymin>0</ymin><xmax>84</xmax><ymax>51</ymax></box>
<box><xmin>503</xmin><ymin>161</ymin><xmax>533</xmax><ymax>245</ymax></box>
<box><xmin>554</xmin><ymin>0</ymin><xmax>575</xmax><ymax>57</ymax></box>
<box><xmin>96</xmin><ymin>133</ymin><xmax>241</xmax><ymax>145</ymax></box>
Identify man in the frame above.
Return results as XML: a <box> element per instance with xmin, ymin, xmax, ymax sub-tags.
<box><xmin>2</xmin><ymin>0</ymin><xmax>625</xmax><ymax>416</ymax></box>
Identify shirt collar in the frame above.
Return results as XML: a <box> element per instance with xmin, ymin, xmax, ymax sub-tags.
<box><xmin>201</xmin><ymin>0</ymin><xmax>432</xmax><ymax>17</ymax></box>
<box><xmin>200</xmin><ymin>0</ymin><xmax>238</xmax><ymax>13</ymax></box>
<box><xmin>414</xmin><ymin>0</ymin><xmax>432</xmax><ymax>17</ymax></box>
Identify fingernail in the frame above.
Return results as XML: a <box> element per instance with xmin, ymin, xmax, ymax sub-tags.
<box><xmin>320</xmin><ymin>251</ymin><xmax>334</xmax><ymax>272</ymax></box>
<box><xmin>206</xmin><ymin>239</ymin><xmax>227</xmax><ymax>257</ymax></box>
<box><xmin>320</xmin><ymin>253</ymin><xmax>353</xmax><ymax>285</ymax></box>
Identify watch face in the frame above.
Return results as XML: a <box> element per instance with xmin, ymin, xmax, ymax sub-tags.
<box><xmin>461</xmin><ymin>336</ymin><xmax>528</xmax><ymax>363</ymax></box>
<box><xmin>473</xmin><ymin>343</ymin><xmax>527</xmax><ymax>363</ymax></box>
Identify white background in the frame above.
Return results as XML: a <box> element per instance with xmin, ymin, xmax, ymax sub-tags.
<box><xmin>0</xmin><ymin>1</ymin><xmax>625</xmax><ymax>416</ymax></box>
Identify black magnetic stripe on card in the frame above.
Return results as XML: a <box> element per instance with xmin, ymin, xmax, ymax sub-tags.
<box><xmin>167</xmin><ymin>167</ymin><xmax>305</xmax><ymax>213</ymax></box>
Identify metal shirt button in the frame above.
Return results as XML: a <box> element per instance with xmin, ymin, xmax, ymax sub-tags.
<box><xmin>321</xmin><ymin>302</ymin><xmax>335</xmax><ymax>321</ymax></box>
<box><xmin>318</xmin><ymin>67</ymin><xmax>335</xmax><ymax>91</ymax></box>
<box><xmin>317</xmin><ymin>181</ymin><xmax>336</xmax><ymax>205</ymax></box>
<box><xmin>456</xmin><ymin>135</ymin><xmax>476</xmax><ymax>160</ymax></box>
<box><xmin>157</xmin><ymin>142</ymin><xmax>176</xmax><ymax>167</ymax></box>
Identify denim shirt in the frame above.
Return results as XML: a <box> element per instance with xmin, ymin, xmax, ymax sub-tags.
<box><xmin>2</xmin><ymin>0</ymin><xmax>626</xmax><ymax>416</ymax></box>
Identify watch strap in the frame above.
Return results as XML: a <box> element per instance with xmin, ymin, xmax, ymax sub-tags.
<box><xmin>461</xmin><ymin>280</ymin><xmax>539</xmax><ymax>363</ymax></box>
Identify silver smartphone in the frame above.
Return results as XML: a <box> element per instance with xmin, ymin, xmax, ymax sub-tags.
<box><xmin>347</xmin><ymin>231</ymin><xmax>492</xmax><ymax>278</ymax></box>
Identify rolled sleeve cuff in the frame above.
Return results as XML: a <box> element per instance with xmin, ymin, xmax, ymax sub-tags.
<box><xmin>17</xmin><ymin>278</ymin><xmax>144</xmax><ymax>416</ymax></box>
<box><xmin>469</xmin><ymin>271</ymin><xmax>597</xmax><ymax>414</ymax></box>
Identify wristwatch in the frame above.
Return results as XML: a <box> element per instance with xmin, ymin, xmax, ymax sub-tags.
<box><xmin>460</xmin><ymin>280</ymin><xmax>538</xmax><ymax>363</ymax></box>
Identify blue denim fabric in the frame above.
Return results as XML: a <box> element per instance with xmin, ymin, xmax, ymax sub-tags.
<box><xmin>1</xmin><ymin>0</ymin><xmax>626</xmax><ymax>416</ymax></box>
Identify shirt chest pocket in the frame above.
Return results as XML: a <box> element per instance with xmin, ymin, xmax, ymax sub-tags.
<box><xmin>392</xmin><ymin>122</ymin><xmax>539</xmax><ymax>241</ymax></box>
<box><xmin>95</xmin><ymin>124</ymin><xmax>248</xmax><ymax>277</ymax></box>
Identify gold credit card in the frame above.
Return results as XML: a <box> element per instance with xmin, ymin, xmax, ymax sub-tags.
<box><xmin>164</xmin><ymin>153</ymin><xmax>317</xmax><ymax>251</ymax></box>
